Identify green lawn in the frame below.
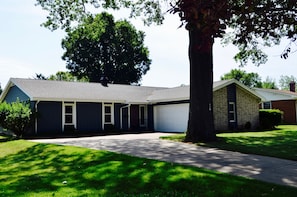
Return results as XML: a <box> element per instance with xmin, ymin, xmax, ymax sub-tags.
<box><xmin>161</xmin><ymin>125</ymin><xmax>297</xmax><ymax>161</ymax></box>
<box><xmin>1</xmin><ymin>140</ymin><xmax>297</xmax><ymax>196</ymax></box>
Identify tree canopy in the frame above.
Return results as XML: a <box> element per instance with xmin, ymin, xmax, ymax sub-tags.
<box><xmin>48</xmin><ymin>71</ymin><xmax>89</xmax><ymax>82</ymax></box>
<box><xmin>36</xmin><ymin>0</ymin><xmax>297</xmax><ymax>66</ymax></box>
<box><xmin>61</xmin><ymin>12</ymin><xmax>151</xmax><ymax>84</ymax></box>
<box><xmin>278</xmin><ymin>75</ymin><xmax>297</xmax><ymax>90</ymax></box>
<box><xmin>221</xmin><ymin>69</ymin><xmax>279</xmax><ymax>89</ymax></box>
<box><xmin>261</xmin><ymin>77</ymin><xmax>278</xmax><ymax>89</ymax></box>
<box><xmin>35</xmin><ymin>71</ymin><xmax>88</xmax><ymax>82</ymax></box>
<box><xmin>220</xmin><ymin>69</ymin><xmax>262</xmax><ymax>88</ymax></box>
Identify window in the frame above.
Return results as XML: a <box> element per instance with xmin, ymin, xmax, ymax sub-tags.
<box><xmin>228</xmin><ymin>102</ymin><xmax>236</xmax><ymax>122</ymax></box>
<box><xmin>103</xmin><ymin>103</ymin><xmax>113</xmax><ymax>125</ymax></box>
<box><xmin>104</xmin><ymin>105</ymin><xmax>112</xmax><ymax>123</ymax></box>
<box><xmin>65</xmin><ymin>105</ymin><xmax>73</xmax><ymax>124</ymax></box>
<box><xmin>263</xmin><ymin>102</ymin><xmax>271</xmax><ymax>109</ymax></box>
<box><xmin>63</xmin><ymin>102</ymin><xmax>76</xmax><ymax>131</ymax></box>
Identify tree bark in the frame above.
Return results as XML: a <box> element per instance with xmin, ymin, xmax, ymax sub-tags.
<box><xmin>185</xmin><ymin>29</ymin><xmax>217</xmax><ymax>142</ymax></box>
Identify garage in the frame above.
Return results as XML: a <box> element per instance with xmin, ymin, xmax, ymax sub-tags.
<box><xmin>153</xmin><ymin>103</ymin><xmax>189</xmax><ymax>132</ymax></box>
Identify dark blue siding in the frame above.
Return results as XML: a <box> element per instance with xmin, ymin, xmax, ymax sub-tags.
<box><xmin>227</xmin><ymin>84</ymin><xmax>237</xmax><ymax>129</ymax></box>
<box><xmin>4</xmin><ymin>86</ymin><xmax>30</xmax><ymax>103</ymax></box>
<box><xmin>114</xmin><ymin>103</ymin><xmax>122</xmax><ymax>130</ymax></box>
<box><xmin>77</xmin><ymin>102</ymin><xmax>102</xmax><ymax>132</ymax></box>
<box><xmin>147</xmin><ymin>105</ymin><xmax>154</xmax><ymax>130</ymax></box>
<box><xmin>37</xmin><ymin>101</ymin><xmax>62</xmax><ymax>134</ymax></box>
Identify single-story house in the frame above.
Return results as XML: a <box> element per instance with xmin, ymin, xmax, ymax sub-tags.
<box><xmin>254</xmin><ymin>83</ymin><xmax>297</xmax><ymax>124</ymax></box>
<box><xmin>0</xmin><ymin>78</ymin><xmax>262</xmax><ymax>135</ymax></box>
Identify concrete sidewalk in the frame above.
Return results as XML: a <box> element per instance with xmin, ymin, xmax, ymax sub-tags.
<box><xmin>31</xmin><ymin>133</ymin><xmax>297</xmax><ymax>188</ymax></box>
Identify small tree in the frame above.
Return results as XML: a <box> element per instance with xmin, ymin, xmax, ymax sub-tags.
<box><xmin>0</xmin><ymin>100</ymin><xmax>34</xmax><ymax>138</ymax></box>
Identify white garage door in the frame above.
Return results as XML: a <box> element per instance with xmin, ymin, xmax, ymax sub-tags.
<box><xmin>154</xmin><ymin>103</ymin><xmax>189</xmax><ymax>132</ymax></box>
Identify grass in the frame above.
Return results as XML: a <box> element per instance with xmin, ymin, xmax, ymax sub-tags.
<box><xmin>161</xmin><ymin>125</ymin><xmax>297</xmax><ymax>161</ymax></box>
<box><xmin>1</xmin><ymin>140</ymin><xmax>297</xmax><ymax>196</ymax></box>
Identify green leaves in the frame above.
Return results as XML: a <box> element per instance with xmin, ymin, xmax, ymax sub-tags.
<box><xmin>220</xmin><ymin>68</ymin><xmax>262</xmax><ymax>88</ymax></box>
<box><xmin>36</xmin><ymin>0</ymin><xmax>164</xmax><ymax>31</ymax></box>
<box><xmin>36</xmin><ymin>0</ymin><xmax>297</xmax><ymax>67</ymax></box>
<box><xmin>61</xmin><ymin>12</ymin><xmax>151</xmax><ymax>84</ymax></box>
<box><xmin>0</xmin><ymin>100</ymin><xmax>34</xmax><ymax>138</ymax></box>
<box><xmin>226</xmin><ymin>0</ymin><xmax>297</xmax><ymax>66</ymax></box>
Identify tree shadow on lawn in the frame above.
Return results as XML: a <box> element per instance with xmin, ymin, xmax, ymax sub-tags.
<box><xmin>205</xmin><ymin>129</ymin><xmax>297</xmax><ymax>161</ymax></box>
<box><xmin>1</xmin><ymin>142</ymin><xmax>296</xmax><ymax>196</ymax></box>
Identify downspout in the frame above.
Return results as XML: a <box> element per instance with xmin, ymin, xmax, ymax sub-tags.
<box><xmin>35</xmin><ymin>100</ymin><xmax>40</xmax><ymax>134</ymax></box>
<box><xmin>120</xmin><ymin>104</ymin><xmax>131</xmax><ymax>129</ymax></box>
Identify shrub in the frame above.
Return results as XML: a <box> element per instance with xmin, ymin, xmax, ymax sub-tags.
<box><xmin>0</xmin><ymin>100</ymin><xmax>35</xmax><ymax>138</ymax></box>
<box><xmin>259</xmin><ymin>109</ymin><xmax>283</xmax><ymax>129</ymax></box>
<box><xmin>0</xmin><ymin>102</ymin><xmax>10</xmax><ymax>126</ymax></box>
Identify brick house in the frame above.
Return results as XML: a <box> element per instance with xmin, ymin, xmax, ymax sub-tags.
<box><xmin>254</xmin><ymin>82</ymin><xmax>297</xmax><ymax>124</ymax></box>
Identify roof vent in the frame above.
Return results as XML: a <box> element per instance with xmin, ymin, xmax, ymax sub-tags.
<box><xmin>289</xmin><ymin>81</ymin><xmax>295</xmax><ymax>92</ymax></box>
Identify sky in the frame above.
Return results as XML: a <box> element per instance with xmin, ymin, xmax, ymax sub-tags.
<box><xmin>1</xmin><ymin>0</ymin><xmax>296</xmax><ymax>89</ymax></box>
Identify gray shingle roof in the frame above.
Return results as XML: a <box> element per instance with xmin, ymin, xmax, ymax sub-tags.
<box><xmin>1</xmin><ymin>78</ymin><xmax>261</xmax><ymax>103</ymax></box>
<box><xmin>6</xmin><ymin>78</ymin><xmax>166</xmax><ymax>103</ymax></box>
<box><xmin>147</xmin><ymin>79</ymin><xmax>240</xmax><ymax>102</ymax></box>
<box><xmin>253</xmin><ymin>88</ymin><xmax>297</xmax><ymax>101</ymax></box>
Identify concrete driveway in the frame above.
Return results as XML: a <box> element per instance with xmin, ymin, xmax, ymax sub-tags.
<box><xmin>31</xmin><ymin>133</ymin><xmax>297</xmax><ymax>188</ymax></box>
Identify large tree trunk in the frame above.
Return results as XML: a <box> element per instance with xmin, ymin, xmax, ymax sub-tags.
<box><xmin>185</xmin><ymin>29</ymin><xmax>217</xmax><ymax>143</ymax></box>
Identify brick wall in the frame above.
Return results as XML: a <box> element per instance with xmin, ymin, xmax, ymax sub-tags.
<box><xmin>236</xmin><ymin>87</ymin><xmax>260</xmax><ymax>129</ymax></box>
<box><xmin>272</xmin><ymin>100</ymin><xmax>296</xmax><ymax>123</ymax></box>
<box><xmin>213</xmin><ymin>87</ymin><xmax>228</xmax><ymax>130</ymax></box>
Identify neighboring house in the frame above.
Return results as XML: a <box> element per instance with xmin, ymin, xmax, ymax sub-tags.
<box><xmin>0</xmin><ymin>78</ymin><xmax>261</xmax><ymax>135</ymax></box>
<box><xmin>254</xmin><ymin>83</ymin><xmax>297</xmax><ymax>124</ymax></box>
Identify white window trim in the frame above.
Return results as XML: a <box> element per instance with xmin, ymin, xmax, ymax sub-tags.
<box><xmin>139</xmin><ymin>105</ymin><xmax>147</xmax><ymax>127</ymax></box>
<box><xmin>102</xmin><ymin>103</ymin><xmax>114</xmax><ymax>130</ymax></box>
<box><xmin>62</xmin><ymin>102</ymin><xmax>77</xmax><ymax>131</ymax></box>
<box><xmin>229</xmin><ymin>102</ymin><xmax>236</xmax><ymax>123</ymax></box>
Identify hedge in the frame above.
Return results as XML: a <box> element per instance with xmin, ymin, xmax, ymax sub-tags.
<box><xmin>259</xmin><ymin>109</ymin><xmax>283</xmax><ymax>129</ymax></box>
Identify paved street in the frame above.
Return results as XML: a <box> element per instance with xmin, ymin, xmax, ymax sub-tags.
<box><xmin>31</xmin><ymin>133</ymin><xmax>297</xmax><ymax>188</ymax></box>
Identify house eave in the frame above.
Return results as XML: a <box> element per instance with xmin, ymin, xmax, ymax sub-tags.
<box><xmin>31</xmin><ymin>97</ymin><xmax>126</xmax><ymax>103</ymax></box>
<box><xmin>148</xmin><ymin>97</ymin><xmax>189</xmax><ymax>104</ymax></box>
<box><xmin>214</xmin><ymin>79</ymin><xmax>264</xmax><ymax>102</ymax></box>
